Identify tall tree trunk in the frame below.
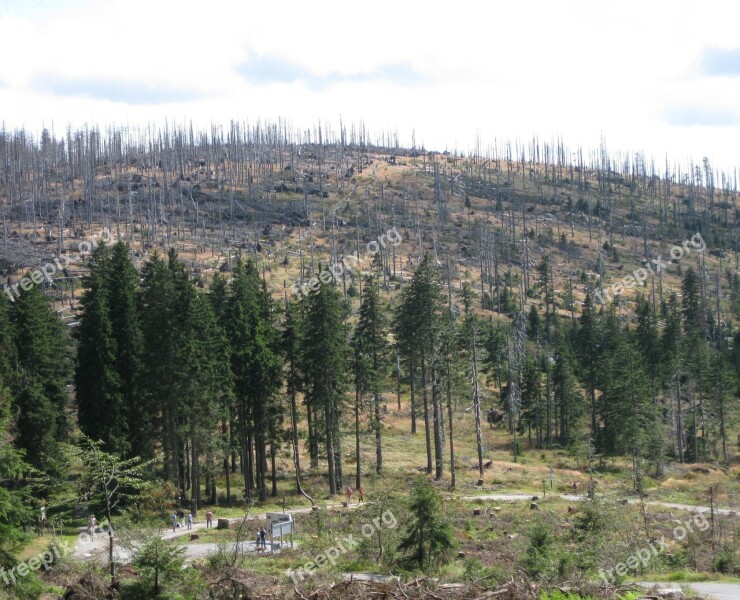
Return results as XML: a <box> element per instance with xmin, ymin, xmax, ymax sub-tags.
<box><xmin>223</xmin><ymin>425</ymin><xmax>232</xmax><ymax>506</ymax></box>
<box><xmin>432</xmin><ymin>366</ymin><xmax>444</xmax><ymax>480</ymax></box>
<box><xmin>472</xmin><ymin>325</ymin><xmax>484</xmax><ymax>480</ymax></box>
<box><xmin>446</xmin><ymin>358</ymin><xmax>456</xmax><ymax>488</ymax></box>
<box><xmin>374</xmin><ymin>389</ymin><xmax>382</xmax><ymax>474</ymax></box>
<box><xmin>270</xmin><ymin>442</ymin><xmax>278</xmax><ymax>497</ymax></box>
<box><xmin>289</xmin><ymin>388</ymin><xmax>302</xmax><ymax>494</ymax></box>
<box><xmin>334</xmin><ymin>419</ymin><xmax>343</xmax><ymax>491</ymax></box>
<box><xmin>396</xmin><ymin>346</ymin><xmax>402</xmax><ymax>411</ymax></box>
<box><xmin>326</xmin><ymin>403</ymin><xmax>337</xmax><ymax>495</ymax></box>
<box><xmin>410</xmin><ymin>354</ymin><xmax>417</xmax><ymax>434</ymax></box>
<box><xmin>675</xmin><ymin>371</ymin><xmax>684</xmax><ymax>464</ymax></box>
<box><xmin>355</xmin><ymin>387</ymin><xmax>362</xmax><ymax>490</ymax></box>
<box><xmin>190</xmin><ymin>436</ymin><xmax>199</xmax><ymax>517</ymax></box>
<box><xmin>307</xmin><ymin>402</ymin><xmax>319</xmax><ymax>468</ymax></box>
<box><xmin>420</xmin><ymin>351</ymin><xmax>433</xmax><ymax>475</ymax></box>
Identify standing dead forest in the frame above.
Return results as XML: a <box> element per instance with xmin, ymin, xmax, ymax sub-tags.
<box><xmin>0</xmin><ymin>121</ymin><xmax>738</xmax><ymax>600</ymax></box>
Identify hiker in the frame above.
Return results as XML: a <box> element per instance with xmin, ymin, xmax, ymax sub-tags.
<box><xmin>572</xmin><ymin>481</ymin><xmax>578</xmax><ymax>494</ymax></box>
<box><xmin>171</xmin><ymin>513</ymin><xmax>178</xmax><ymax>531</ymax></box>
<box><xmin>87</xmin><ymin>515</ymin><xmax>96</xmax><ymax>539</ymax></box>
<box><xmin>358</xmin><ymin>486</ymin><xmax>365</xmax><ymax>503</ymax></box>
<box><xmin>38</xmin><ymin>505</ymin><xmax>47</xmax><ymax>536</ymax></box>
<box><xmin>205</xmin><ymin>510</ymin><xmax>213</xmax><ymax>528</ymax></box>
<box><xmin>345</xmin><ymin>486</ymin><xmax>354</xmax><ymax>504</ymax></box>
<box><xmin>255</xmin><ymin>530</ymin><xmax>261</xmax><ymax>550</ymax></box>
<box><xmin>260</xmin><ymin>527</ymin><xmax>267</xmax><ymax>549</ymax></box>
<box><xmin>187</xmin><ymin>512</ymin><xmax>193</xmax><ymax>530</ymax></box>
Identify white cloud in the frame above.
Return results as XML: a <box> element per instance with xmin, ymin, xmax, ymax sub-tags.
<box><xmin>1</xmin><ymin>0</ymin><xmax>740</xmax><ymax>170</ymax></box>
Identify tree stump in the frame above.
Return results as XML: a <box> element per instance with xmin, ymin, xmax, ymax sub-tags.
<box><xmin>473</xmin><ymin>509</ymin><xmax>481</xmax><ymax>516</ymax></box>
<box><xmin>190</xmin><ymin>534</ymin><xmax>200</xmax><ymax>541</ymax></box>
<box><xmin>216</xmin><ymin>518</ymin><xmax>230</xmax><ymax>529</ymax></box>
<box><xmin>530</xmin><ymin>502</ymin><xmax>539</xmax><ymax>510</ymax></box>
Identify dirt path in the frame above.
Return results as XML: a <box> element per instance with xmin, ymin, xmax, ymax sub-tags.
<box><xmin>637</xmin><ymin>581</ymin><xmax>740</xmax><ymax>600</ymax></box>
<box><xmin>72</xmin><ymin>500</ymin><xmax>360</xmax><ymax>562</ymax></box>
<box><xmin>460</xmin><ymin>492</ymin><xmax>735</xmax><ymax>516</ymax></box>
<box><xmin>71</xmin><ymin>492</ymin><xmax>734</xmax><ymax>565</ymax></box>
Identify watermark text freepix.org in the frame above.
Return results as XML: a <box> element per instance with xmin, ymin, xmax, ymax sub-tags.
<box><xmin>1</xmin><ymin>517</ymin><xmax>115</xmax><ymax>588</ymax></box>
<box><xmin>598</xmin><ymin>510</ymin><xmax>709</xmax><ymax>585</ymax></box>
<box><xmin>286</xmin><ymin>509</ymin><xmax>397</xmax><ymax>584</ymax></box>
<box><xmin>3</xmin><ymin>228</ymin><xmax>115</xmax><ymax>302</ymax></box>
<box><xmin>595</xmin><ymin>233</ymin><xmax>705</xmax><ymax>305</ymax></box>
<box><xmin>290</xmin><ymin>227</ymin><xmax>402</xmax><ymax>300</ymax></box>
<box><xmin>0</xmin><ymin>541</ymin><xmax>73</xmax><ymax>586</ymax></box>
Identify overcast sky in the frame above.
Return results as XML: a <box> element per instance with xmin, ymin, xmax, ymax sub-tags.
<box><xmin>1</xmin><ymin>0</ymin><xmax>739</xmax><ymax>169</ymax></box>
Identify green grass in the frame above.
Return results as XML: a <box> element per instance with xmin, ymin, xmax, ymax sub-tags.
<box><xmin>538</xmin><ymin>591</ymin><xmax>596</xmax><ymax>600</ymax></box>
<box><xmin>18</xmin><ymin>531</ymin><xmax>83</xmax><ymax>562</ymax></box>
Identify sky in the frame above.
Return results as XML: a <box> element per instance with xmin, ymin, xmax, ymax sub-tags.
<box><xmin>1</xmin><ymin>0</ymin><xmax>739</xmax><ymax>170</ymax></box>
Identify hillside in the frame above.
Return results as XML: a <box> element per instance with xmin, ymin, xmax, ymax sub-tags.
<box><xmin>1</xmin><ymin>128</ymin><xmax>737</xmax><ymax>323</ymax></box>
<box><xmin>0</xmin><ymin>124</ymin><xmax>738</xmax><ymax>600</ymax></box>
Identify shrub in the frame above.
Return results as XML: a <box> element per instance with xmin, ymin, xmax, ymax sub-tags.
<box><xmin>522</xmin><ymin>522</ymin><xmax>556</xmax><ymax>579</ymax></box>
<box><xmin>397</xmin><ymin>478</ymin><xmax>456</xmax><ymax>572</ymax></box>
<box><xmin>538</xmin><ymin>588</ymin><xmax>595</xmax><ymax>600</ymax></box>
<box><xmin>132</xmin><ymin>536</ymin><xmax>187</xmax><ymax>596</ymax></box>
<box><xmin>712</xmin><ymin>544</ymin><xmax>738</xmax><ymax>575</ymax></box>
<box><xmin>572</xmin><ymin>500</ymin><xmax>610</xmax><ymax>539</ymax></box>
<box><xmin>205</xmin><ymin>542</ymin><xmax>237</xmax><ymax>574</ymax></box>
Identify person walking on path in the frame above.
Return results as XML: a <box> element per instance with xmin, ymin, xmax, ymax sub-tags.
<box><xmin>255</xmin><ymin>530</ymin><xmax>261</xmax><ymax>551</ymax></box>
<box><xmin>87</xmin><ymin>515</ymin><xmax>96</xmax><ymax>540</ymax></box>
<box><xmin>187</xmin><ymin>512</ymin><xmax>193</xmax><ymax>530</ymax></box>
<box><xmin>171</xmin><ymin>513</ymin><xmax>178</xmax><ymax>532</ymax></box>
<box><xmin>358</xmin><ymin>486</ymin><xmax>365</xmax><ymax>503</ymax></box>
<box><xmin>345</xmin><ymin>486</ymin><xmax>354</xmax><ymax>505</ymax></box>
<box><xmin>205</xmin><ymin>510</ymin><xmax>213</xmax><ymax>528</ymax></box>
<box><xmin>260</xmin><ymin>526</ymin><xmax>267</xmax><ymax>549</ymax></box>
<box><xmin>38</xmin><ymin>505</ymin><xmax>47</xmax><ymax>536</ymax></box>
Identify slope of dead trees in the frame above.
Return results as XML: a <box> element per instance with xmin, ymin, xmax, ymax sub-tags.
<box><xmin>1</xmin><ymin>122</ymin><xmax>737</xmax><ymax>300</ymax></box>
